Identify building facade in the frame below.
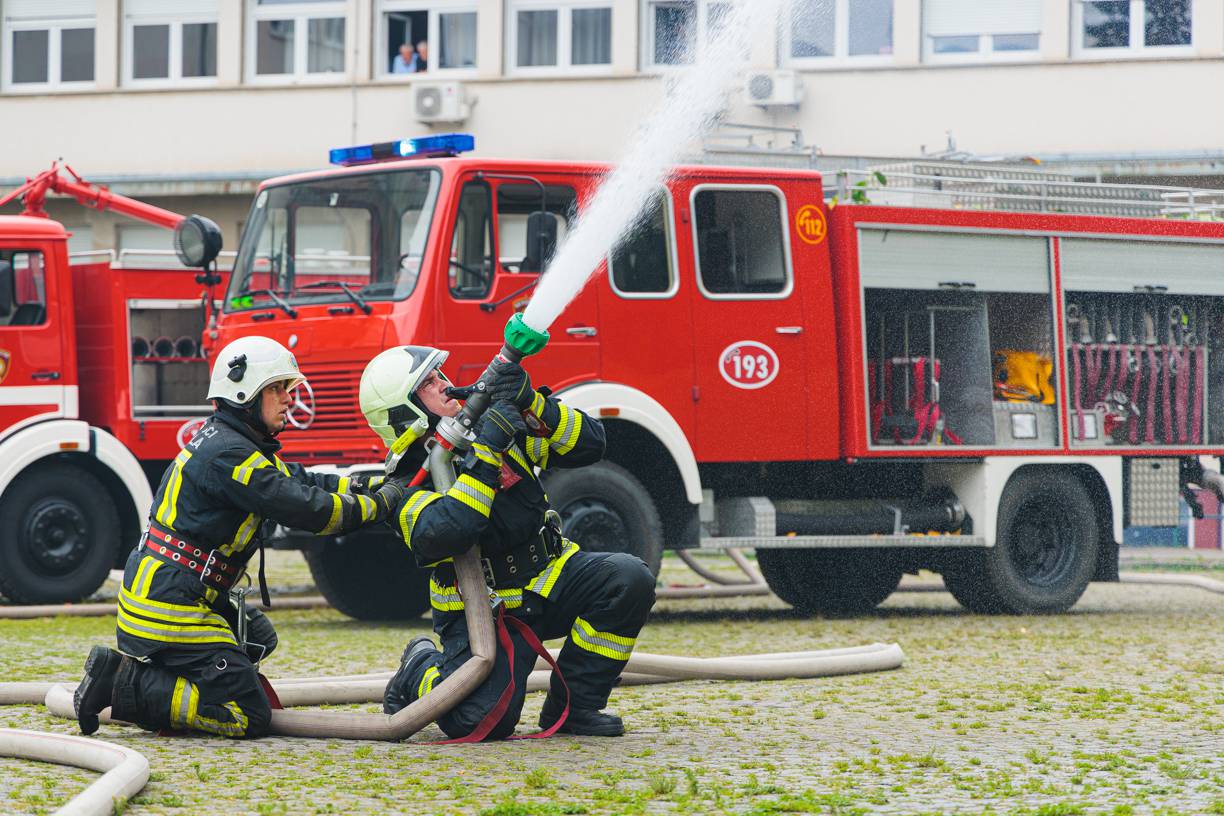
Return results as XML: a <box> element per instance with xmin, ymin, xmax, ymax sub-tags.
<box><xmin>1</xmin><ymin>0</ymin><xmax>1222</xmax><ymax>254</ymax></box>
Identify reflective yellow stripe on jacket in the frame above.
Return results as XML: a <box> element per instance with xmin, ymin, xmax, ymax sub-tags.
<box><xmin>155</xmin><ymin>450</ymin><xmax>193</xmax><ymax>530</ymax></box>
<box><xmin>116</xmin><ymin>555</ymin><xmax>238</xmax><ymax>648</ymax></box>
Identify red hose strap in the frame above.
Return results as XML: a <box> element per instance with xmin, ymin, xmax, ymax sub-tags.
<box><xmin>1176</xmin><ymin>348</ymin><xmax>1191</xmax><ymax>443</ymax></box>
<box><xmin>1161</xmin><ymin>346</ymin><xmax>1173</xmax><ymax>444</ymax></box>
<box><xmin>503</xmin><ymin>613</ymin><xmax>570</xmax><ymax>741</ymax></box>
<box><xmin>260</xmin><ymin>673</ymin><xmax>283</xmax><ymax>710</ymax></box>
<box><xmin>1145</xmin><ymin>346</ymin><xmax>1158</xmax><ymax>444</ymax></box>
<box><xmin>1129</xmin><ymin>346</ymin><xmax>1144</xmax><ymax>444</ymax></box>
<box><xmin>1071</xmin><ymin>344</ymin><xmax>1084</xmax><ymax>439</ymax></box>
<box><xmin>1192</xmin><ymin>347</ymin><xmax>1205</xmax><ymax>443</ymax></box>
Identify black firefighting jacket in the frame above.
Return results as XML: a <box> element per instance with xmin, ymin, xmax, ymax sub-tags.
<box><xmin>394</xmin><ymin>392</ymin><xmax>605</xmax><ymax>612</ymax></box>
<box><xmin>116</xmin><ymin>411</ymin><xmax>379</xmax><ymax>655</ymax></box>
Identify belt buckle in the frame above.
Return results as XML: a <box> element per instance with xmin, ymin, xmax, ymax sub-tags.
<box><xmin>201</xmin><ymin>549</ymin><xmax>221</xmax><ymax>586</ymax></box>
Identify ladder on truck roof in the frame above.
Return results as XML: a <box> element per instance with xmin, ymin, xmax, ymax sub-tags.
<box><xmin>836</xmin><ymin>162</ymin><xmax>1224</xmax><ymax>220</ymax></box>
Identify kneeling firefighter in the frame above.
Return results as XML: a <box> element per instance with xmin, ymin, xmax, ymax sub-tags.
<box><xmin>74</xmin><ymin>336</ymin><xmax>405</xmax><ymax>738</ymax></box>
<box><xmin>363</xmin><ymin>346</ymin><xmax>656</xmax><ymax>738</ymax></box>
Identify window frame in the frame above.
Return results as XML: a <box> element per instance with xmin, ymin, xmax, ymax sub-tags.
<box><xmin>607</xmin><ymin>189</ymin><xmax>680</xmax><ymax>300</ymax></box>
<box><xmin>640</xmin><ymin>0</ymin><xmax>745</xmax><ymax>72</ymax></box>
<box><xmin>123</xmin><ymin>13</ymin><xmax>219</xmax><ymax>88</ymax></box>
<box><xmin>506</xmin><ymin>0</ymin><xmax>614</xmax><ymax>77</ymax></box>
<box><xmin>1071</xmin><ymin>0</ymin><xmax>1194</xmax><ymax>60</ymax></box>
<box><xmin>784</xmin><ymin>0</ymin><xmax>896</xmax><ymax>70</ymax></box>
<box><xmin>246</xmin><ymin>0</ymin><xmax>348</xmax><ymax>85</ymax></box>
<box><xmin>2</xmin><ymin>17</ymin><xmax>96</xmax><ymax>93</ymax></box>
<box><xmin>921</xmin><ymin>0</ymin><xmax>1041</xmax><ymax>64</ymax></box>
<box><xmin>689</xmin><ymin>183</ymin><xmax>795</xmax><ymax>302</ymax></box>
<box><xmin>376</xmin><ymin>1</ymin><xmax>480</xmax><ymax>79</ymax></box>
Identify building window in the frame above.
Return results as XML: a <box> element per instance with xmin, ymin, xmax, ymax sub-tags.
<box><xmin>1074</xmin><ymin>0</ymin><xmax>1191</xmax><ymax>55</ymax></box>
<box><xmin>644</xmin><ymin>0</ymin><xmax>742</xmax><ymax>68</ymax></box>
<box><xmin>922</xmin><ymin>0</ymin><xmax>1041</xmax><ymax>62</ymax></box>
<box><xmin>787</xmin><ymin>0</ymin><xmax>893</xmax><ymax>66</ymax></box>
<box><xmin>2</xmin><ymin>0</ymin><xmax>96</xmax><ymax>91</ymax></box>
<box><xmin>379</xmin><ymin>2</ymin><xmax>478</xmax><ymax>76</ymax></box>
<box><xmin>125</xmin><ymin>1</ymin><xmax>218</xmax><ymax>85</ymax></box>
<box><xmin>249</xmin><ymin>0</ymin><xmax>346</xmax><ymax>81</ymax></box>
<box><xmin>509</xmin><ymin>2</ymin><xmax>612</xmax><ymax>73</ymax></box>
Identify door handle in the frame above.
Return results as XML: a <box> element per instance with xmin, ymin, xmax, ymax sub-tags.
<box><xmin>775</xmin><ymin>326</ymin><xmax>803</xmax><ymax>335</ymax></box>
<box><xmin>566</xmin><ymin>326</ymin><xmax>597</xmax><ymax>337</ymax></box>
<box><xmin>31</xmin><ymin>370</ymin><xmax>61</xmax><ymax>381</ymax></box>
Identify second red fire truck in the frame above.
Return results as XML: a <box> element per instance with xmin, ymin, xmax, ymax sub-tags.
<box><xmin>203</xmin><ymin>135</ymin><xmax>1224</xmax><ymax>620</ymax></box>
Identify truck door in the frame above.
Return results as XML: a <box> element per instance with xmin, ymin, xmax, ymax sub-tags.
<box><xmin>595</xmin><ymin>189</ymin><xmax>694</xmax><ymax>432</ymax></box>
<box><xmin>0</xmin><ymin>245</ymin><xmax>69</xmax><ymax>431</ymax></box>
<box><xmin>435</xmin><ymin>174</ymin><xmax>600</xmax><ymax>390</ymax></box>
<box><xmin>682</xmin><ymin>183</ymin><xmax>809</xmax><ymax>461</ymax></box>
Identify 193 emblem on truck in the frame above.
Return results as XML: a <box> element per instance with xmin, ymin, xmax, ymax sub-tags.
<box><xmin>719</xmin><ymin>341</ymin><xmax>780</xmax><ymax>390</ymax></box>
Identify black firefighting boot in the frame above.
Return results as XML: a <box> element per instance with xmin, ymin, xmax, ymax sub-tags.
<box><xmin>539</xmin><ymin>693</ymin><xmax>625</xmax><ymax>737</ymax></box>
<box><xmin>383</xmin><ymin>636</ymin><xmax>439</xmax><ymax>715</ymax></box>
<box><xmin>74</xmin><ymin>646</ymin><xmax>123</xmax><ymax>736</ymax></box>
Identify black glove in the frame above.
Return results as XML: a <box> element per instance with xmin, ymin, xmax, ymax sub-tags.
<box><xmin>371</xmin><ymin>478</ymin><xmax>407</xmax><ymax>520</ymax></box>
<box><xmin>446</xmin><ymin>360</ymin><xmax>535</xmax><ymax>411</ymax></box>
<box><xmin>244</xmin><ymin>607</ymin><xmax>278</xmax><ymax>663</ymax></box>
<box><xmin>476</xmin><ymin>400</ymin><xmax>528</xmax><ymax>452</ymax></box>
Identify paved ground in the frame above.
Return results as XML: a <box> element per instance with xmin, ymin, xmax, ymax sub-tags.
<box><xmin>1</xmin><ymin>551</ymin><xmax>1221</xmax><ymax>815</ymax></box>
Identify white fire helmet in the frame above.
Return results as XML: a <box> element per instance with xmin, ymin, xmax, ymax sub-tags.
<box><xmin>360</xmin><ymin>346</ymin><xmax>450</xmax><ymax>470</ymax></box>
<box><xmin>207</xmin><ymin>336</ymin><xmax>306</xmax><ymax>406</ymax></box>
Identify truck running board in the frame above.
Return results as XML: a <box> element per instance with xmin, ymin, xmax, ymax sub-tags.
<box><xmin>698</xmin><ymin>534</ymin><xmax>988</xmax><ymax>550</ymax></box>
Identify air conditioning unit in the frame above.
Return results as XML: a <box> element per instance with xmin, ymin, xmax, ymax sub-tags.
<box><xmin>413</xmin><ymin>82</ymin><xmax>470</xmax><ymax>124</ymax></box>
<box><xmin>744</xmin><ymin>70</ymin><xmax>803</xmax><ymax>107</ymax></box>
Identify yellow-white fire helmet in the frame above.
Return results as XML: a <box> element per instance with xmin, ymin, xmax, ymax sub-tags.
<box><xmin>207</xmin><ymin>336</ymin><xmax>306</xmax><ymax>406</ymax></box>
<box><xmin>360</xmin><ymin>345</ymin><xmax>449</xmax><ymax>473</ymax></box>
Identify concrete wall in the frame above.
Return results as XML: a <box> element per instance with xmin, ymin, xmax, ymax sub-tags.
<box><xmin>4</xmin><ymin>0</ymin><xmax>1224</xmax><ymax>247</ymax></box>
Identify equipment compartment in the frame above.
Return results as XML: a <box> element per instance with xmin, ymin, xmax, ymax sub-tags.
<box><xmin>128</xmin><ymin>298</ymin><xmax>210</xmax><ymax>416</ymax></box>
<box><xmin>858</xmin><ymin>227</ymin><xmax>1058</xmax><ymax>449</ymax></box>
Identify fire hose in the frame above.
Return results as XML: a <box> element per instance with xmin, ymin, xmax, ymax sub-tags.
<box><xmin>0</xmin><ymin>729</ymin><xmax>149</xmax><ymax>816</ymax></box>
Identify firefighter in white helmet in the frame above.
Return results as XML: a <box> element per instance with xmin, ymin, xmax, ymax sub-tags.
<box><xmin>73</xmin><ymin>336</ymin><xmax>405</xmax><ymax>739</ymax></box>
<box><xmin>363</xmin><ymin>346</ymin><xmax>655</xmax><ymax>739</ymax></box>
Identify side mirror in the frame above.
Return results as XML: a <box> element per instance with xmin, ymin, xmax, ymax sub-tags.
<box><xmin>174</xmin><ymin>214</ymin><xmax>224</xmax><ymax>268</ymax></box>
<box><xmin>521</xmin><ymin>211</ymin><xmax>557</xmax><ymax>273</ymax></box>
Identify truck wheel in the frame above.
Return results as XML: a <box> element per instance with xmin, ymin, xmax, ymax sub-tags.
<box><xmin>942</xmin><ymin>469</ymin><xmax>1098</xmax><ymax>614</ymax></box>
<box><xmin>304</xmin><ymin>527</ymin><xmax>430</xmax><ymax>621</ymax></box>
<box><xmin>541</xmin><ymin>461</ymin><xmax>663</xmax><ymax>575</ymax></box>
<box><xmin>755</xmin><ymin>549</ymin><xmax>903</xmax><ymax>616</ymax></box>
<box><xmin>0</xmin><ymin>463</ymin><xmax>120</xmax><ymax>604</ymax></box>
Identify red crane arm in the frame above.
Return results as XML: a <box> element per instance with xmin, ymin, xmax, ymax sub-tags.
<box><xmin>0</xmin><ymin>162</ymin><xmax>184</xmax><ymax>230</ymax></box>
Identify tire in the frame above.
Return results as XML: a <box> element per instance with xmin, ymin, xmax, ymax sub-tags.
<box><xmin>540</xmin><ymin>461</ymin><xmax>664</xmax><ymax>575</ymax></box>
<box><xmin>942</xmin><ymin>469</ymin><xmax>1098</xmax><ymax>615</ymax></box>
<box><xmin>0</xmin><ymin>463</ymin><xmax>120</xmax><ymax>604</ymax></box>
<box><xmin>755</xmin><ymin>549</ymin><xmax>903</xmax><ymax>616</ymax></box>
<box><xmin>304</xmin><ymin>526</ymin><xmax>430</xmax><ymax>620</ymax></box>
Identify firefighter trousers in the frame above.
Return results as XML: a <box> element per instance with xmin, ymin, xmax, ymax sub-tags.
<box><xmin>112</xmin><ymin>645</ymin><xmax>272</xmax><ymax>739</ymax></box>
<box><xmin>404</xmin><ymin>550</ymin><xmax>656</xmax><ymax>741</ymax></box>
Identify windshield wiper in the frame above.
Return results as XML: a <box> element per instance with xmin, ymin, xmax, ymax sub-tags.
<box><xmin>297</xmin><ymin>280</ymin><xmax>373</xmax><ymax>314</ymax></box>
<box><xmin>243</xmin><ymin>288</ymin><xmax>298</xmax><ymax>318</ymax></box>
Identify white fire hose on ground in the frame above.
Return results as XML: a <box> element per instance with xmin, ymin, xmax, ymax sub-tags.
<box><xmin>0</xmin><ymin>729</ymin><xmax>149</xmax><ymax>816</ymax></box>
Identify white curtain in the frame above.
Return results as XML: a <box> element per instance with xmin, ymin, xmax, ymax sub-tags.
<box><xmin>572</xmin><ymin>7</ymin><xmax>611</xmax><ymax>65</ymax></box>
<box><xmin>439</xmin><ymin>11</ymin><xmax>477</xmax><ymax>68</ymax></box>
<box><xmin>517</xmin><ymin>9</ymin><xmax>558</xmax><ymax>66</ymax></box>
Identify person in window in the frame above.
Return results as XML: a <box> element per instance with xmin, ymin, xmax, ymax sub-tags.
<box><xmin>411</xmin><ymin>40</ymin><xmax>428</xmax><ymax>72</ymax></box>
<box><xmin>363</xmin><ymin>346</ymin><xmax>655</xmax><ymax>738</ymax></box>
<box><xmin>391</xmin><ymin>43</ymin><xmax>415</xmax><ymax>74</ymax></box>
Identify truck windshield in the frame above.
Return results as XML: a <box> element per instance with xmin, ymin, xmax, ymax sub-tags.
<box><xmin>226</xmin><ymin>168</ymin><xmax>441</xmax><ymax>312</ymax></box>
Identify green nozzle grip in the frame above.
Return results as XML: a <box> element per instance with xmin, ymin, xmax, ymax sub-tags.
<box><xmin>503</xmin><ymin>313</ymin><xmax>549</xmax><ymax>357</ymax></box>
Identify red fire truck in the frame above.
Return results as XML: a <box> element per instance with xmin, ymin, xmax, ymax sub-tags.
<box><xmin>0</xmin><ymin>165</ymin><xmax>225</xmax><ymax>604</ymax></box>
<box><xmin>209</xmin><ymin>137</ymin><xmax>1224</xmax><ymax>619</ymax></box>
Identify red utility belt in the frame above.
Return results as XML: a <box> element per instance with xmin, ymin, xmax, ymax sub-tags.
<box><xmin>142</xmin><ymin>523</ymin><xmax>241</xmax><ymax>593</ymax></box>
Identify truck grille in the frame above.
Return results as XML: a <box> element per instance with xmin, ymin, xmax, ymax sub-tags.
<box><xmin>278</xmin><ymin>360</ymin><xmax>384</xmax><ymax>464</ymax></box>
<box><xmin>300</xmin><ymin>361</ymin><xmax>362</xmax><ymax>433</ymax></box>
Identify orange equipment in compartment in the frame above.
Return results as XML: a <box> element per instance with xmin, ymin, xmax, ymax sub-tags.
<box><xmin>993</xmin><ymin>350</ymin><xmax>1055</xmax><ymax>405</ymax></box>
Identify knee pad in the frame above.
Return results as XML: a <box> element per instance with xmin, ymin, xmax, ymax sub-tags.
<box><xmin>605</xmin><ymin>554</ymin><xmax>657</xmax><ymax>617</ymax></box>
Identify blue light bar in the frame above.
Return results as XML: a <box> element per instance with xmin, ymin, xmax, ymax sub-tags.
<box><xmin>329</xmin><ymin>133</ymin><xmax>475</xmax><ymax>166</ymax></box>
